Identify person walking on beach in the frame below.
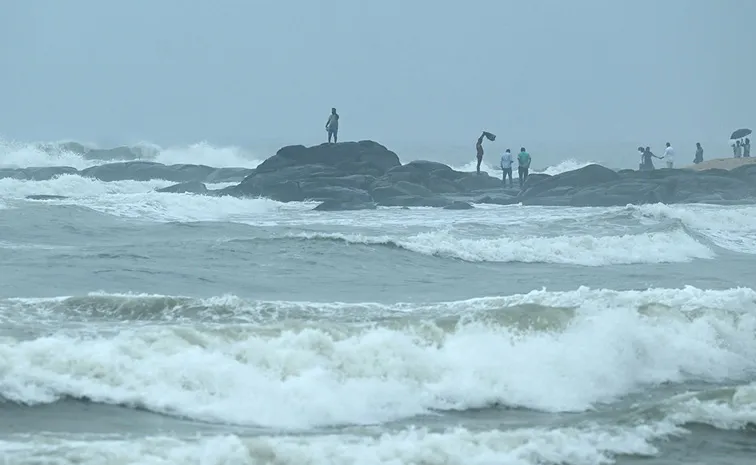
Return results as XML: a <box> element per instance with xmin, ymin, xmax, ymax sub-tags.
<box><xmin>663</xmin><ymin>142</ymin><xmax>675</xmax><ymax>168</ymax></box>
<box><xmin>694</xmin><ymin>142</ymin><xmax>704</xmax><ymax>164</ymax></box>
<box><xmin>500</xmin><ymin>149</ymin><xmax>514</xmax><ymax>187</ymax></box>
<box><xmin>517</xmin><ymin>147</ymin><xmax>531</xmax><ymax>187</ymax></box>
<box><xmin>326</xmin><ymin>108</ymin><xmax>339</xmax><ymax>143</ymax></box>
<box><xmin>744</xmin><ymin>138</ymin><xmax>751</xmax><ymax>158</ymax></box>
<box><xmin>734</xmin><ymin>140</ymin><xmax>742</xmax><ymax>158</ymax></box>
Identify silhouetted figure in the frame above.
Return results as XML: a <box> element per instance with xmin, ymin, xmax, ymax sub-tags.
<box><xmin>517</xmin><ymin>147</ymin><xmax>531</xmax><ymax>187</ymax></box>
<box><xmin>694</xmin><ymin>142</ymin><xmax>704</xmax><ymax>164</ymax></box>
<box><xmin>326</xmin><ymin>108</ymin><xmax>339</xmax><ymax>143</ymax></box>
<box><xmin>744</xmin><ymin>138</ymin><xmax>751</xmax><ymax>158</ymax></box>
<box><xmin>500</xmin><ymin>149</ymin><xmax>514</xmax><ymax>187</ymax></box>
<box><xmin>474</xmin><ymin>131</ymin><xmax>496</xmax><ymax>174</ymax></box>
<box><xmin>734</xmin><ymin>140</ymin><xmax>742</xmax><ymax>158</ymax></box>
<box><xmin>475</xmin><ymin>134</ymin><xmax>485</xmax><ymax>174</ymax></box>
<box><xmin>640</xmin><ymin>146</ymin><xmax>661</xmax><ymax>170</ymax></box>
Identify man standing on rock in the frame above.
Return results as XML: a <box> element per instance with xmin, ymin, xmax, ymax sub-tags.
<box><xmin>500</xmin><ymin>149</ymin><xmax>514</xmax><ymax>187</ymax></box>
<box><xmin>326</xmin><ymin>108</ymin><xmax>339</xmax><ymax>143</ymax></box>
<box><xmin>475</xmin><ymin>133</ymin><xmax>485</xmax><ymax>174</ymax></box>
<box><xmin>663</xmin><ymin>142</ymin><xmax>675</xmax><ymax>168</ymax></box>
<box><xmin>517</xmin><ymin>147</ymin><xmax>531</xmax><ymax>187</ymax></box>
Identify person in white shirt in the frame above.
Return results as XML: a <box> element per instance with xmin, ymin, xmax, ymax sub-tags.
<box><xmin>500</xmin><ymin>149</ymin><xmax>514</xmax><ymax>186</ymax></box>
<box><xmin>663</xmin><ymin>142</ymin><xmax>675</xmax><ymax>169</ymax></box>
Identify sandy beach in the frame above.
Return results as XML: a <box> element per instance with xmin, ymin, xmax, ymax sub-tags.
<box><xmin>683</xmin><ymin>157</ymin><xmax>756</xmax><ymax>171</ymax></box>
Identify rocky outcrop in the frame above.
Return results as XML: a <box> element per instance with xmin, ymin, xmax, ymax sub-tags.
<box><xmin>0</xmin><ymin>162</ymin><xmax>253</xmax><ymax>184</ymax></box>
<box><xmin>156</xmin><ymin>181</ymin><xmax>209</xmax><ymax>194</ymax></box>
<box><xmin>514</xmin><ymin>163</ymin><xmax>756</xmax><ymax>207</ymax></box>
<box><xmin>212</xmin><ymin>141</ymin><xmax>517</xmax><ymax>208</ymax></box>
<box><xmin>9</xmin><ymin>140</ymin><xmax>756</xmax><ymax>210</ymax></box>
<box><xmin>155</xmin><ymin>141</ymin><xmax>756</xmax><ymax>209</ymax></box>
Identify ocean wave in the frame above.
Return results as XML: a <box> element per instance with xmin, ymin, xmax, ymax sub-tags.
<box><xmin>286</xmin><ymin>228</ymin><xmax>715</xmax><ymax>265</ymax></box>
<box><xmin>661</xmin><ymin>383</ymin><xmax>756</xmax><ymax>431</ymax></box>
<box><xmin>629</xmin><ymin>203</ymin><xmax>756</xmax><ymax>254</ymax></box>
<box><xmin>0</xmin><ymin>421</ymin><xmax>682</xmax><ymax>465</ymax></box>
<box><xmin>449</xmin><ymin>158</ymin><xmax>597</xmax><ymax>176</ymax></box>
<box><xmin>0</xmin><ymin>175</ymin><xmax>304</xmax><ymax>222</ymax></box>
<box><xmin>5</xmin><ymin>286</ymin><xmax>755</xmax><ymax>325</ymax></box>
<box><xmin>0</xmin><ymin>138</ymin><xmax>264</xmax><ymax>170</ymax></box>
<box><xmin>1</xmin><ymin>287</ymin><xmax>755</xmax><ymax>429</ymax></box>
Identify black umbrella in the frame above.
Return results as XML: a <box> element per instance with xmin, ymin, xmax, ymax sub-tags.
<box><xmin>730</xmin><ymin>128</ymin><xmax>751</xmax><ymax>140</ymax></box>
<box><xmin>482</xmin><ymin>131</ymin><xmax>496</xmax><ymax>141</ymax></box>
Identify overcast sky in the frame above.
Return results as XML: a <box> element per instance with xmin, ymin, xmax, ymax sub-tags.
<box><xmin>1</xmin><ymin>0</ymin><xmax>754</xmax><ymax>166</ymax></box>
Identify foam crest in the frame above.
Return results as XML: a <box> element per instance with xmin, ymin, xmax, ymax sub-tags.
<box><xmin>0</xmin><ymin>139</ymin><xmax>99</xmax><ymax>170</ymax></box>
<box><xmin>0</xmin><ymin>174</ymin><xmax>301</xmax><ymax>222</ymax></box>
<box><xmin>2</xmin><ymin>295</ymin><xmax>755</xmax><ymax>428</ymax></box>
<box><xmin>291</xmin><ymin>228</ymin><xmax>714</xmax><ymax>265</ymax></box>
<box><xmin>538</xmin><ymin>158</ymin><xmax>598</xmax><ymax>176</ymax></box>
<box><xmin>449</xmin><ymin>160</ymin><xmax>499</xmax><ymax>174</ymax></box>
<box><xmin>631</xmin><ymin>203</ymin><xmax>756</xmax><ymax>254</ymax></box>
<box><xmin>52</xmin><ymin>191</ymin><xmax>296</xmax><ymax>222</ymax></box>
<box><xmin>0</xmin><ymin>422</ymin><xmax>682</xmax><ymax>465</ymax></box>
<box><xmin>151</xmin><ymin>142</ymin><xmax>263</xmax><ymax>168</ymax></box>
<box><xmin>0</xmin><ymin>139</ymin><xmax>264</xmax><ymax>170</ymax></box>
<box><xmin>6</xmin><ymin>285</ymin><xmax>755</xmax><ymax>326</ymax></box>
<box><xmin>0</xmin><ymin>174</ymin><xmax>175</xmax><ymax>198</ymax></box>
<box><xmin>664</xmin><ymin>383</ymin><xmax>756</xmax><ymax>430</ymax></box>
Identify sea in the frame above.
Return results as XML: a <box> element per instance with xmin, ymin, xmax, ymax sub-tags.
<box><xmin>1</xmin><ymin>139</ymin><xmax>755</xmax><ymax>465</ymax></box>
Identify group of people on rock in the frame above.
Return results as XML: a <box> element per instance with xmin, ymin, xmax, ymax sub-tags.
<box><xmin>732</xmin><ymin>138</ymin><xmax>751</xmax><ymax>159</ymax></box>
<box><xmin>638</xmin><ymin>142</ymin><xmax>704</xmax><ymax>170</ymax></box>
<box><xmin>638</xmin><ymin>138</ymin><xmax>751</xmax><ymax>170</ymax></box>
<box><xmin>474</xmin><ymin>131</ymin><xmax>532</xmax><ymax>187</ymax></box>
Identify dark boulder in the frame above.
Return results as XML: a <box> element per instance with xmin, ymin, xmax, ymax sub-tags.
<box><xmin>519</xmin><ymin>164</ymin><xmax>619</xmax><ymax>199</ymax></box>
<box><xmin>0</xmin><ymin>167</ymin><xmax>78</xmax><ymax>181</ymax></box>
<box><xmin>25</xmin><ymin>194</ymin><xmax>68</xmax><ymax>200</ymax></box>
<box><xmin>156</xmin><ymin>181</ymin><xmax>208</xmax><ymax>194</ymax></box>
<box><xmin>444</xmin><ymin>201</ymin><xmax>474</xmax><ymax>210</ymax></box>
<box><xmin>313</xmin><ymin>200</ymin><xmax>378</xmax><ymax>211</ymax></box>
<box><xmin>255</xmin><ymin>140</ymin><xmax>401</xmax><ymax>175</ymax></box>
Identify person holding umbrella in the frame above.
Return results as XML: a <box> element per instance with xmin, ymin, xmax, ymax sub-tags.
<box><xmin>475</xmin><ymin>131</ymin><xmax>496</xmax><ymax>174</ymax></box>
<box><xmin>730</xmin><ymin>128</ymin><xmax>751</xmax><ymax>158</ymax></box>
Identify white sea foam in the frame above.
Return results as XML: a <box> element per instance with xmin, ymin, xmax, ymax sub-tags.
<box><xmin>289</xmin><ymin>228</ymin><xmax>714</xmax><ymax>265</ymax></box>
<box><xmin>0</xmin><ymin>139</ymin><xmax>263</xmax><ymax>169</ymax></box>
<box><xmin>0</xmin><ymin>421</ymin><xmax>683</xmax><ymax>465</ymax></box>
<box><xmin>5</xmin><ymin>285</ymin><xmax>756</xmax><ymax>325</ymax></box>
<box><xmin>630</xmin><ymin>203</ymin><xmax>756</xmax><ymax>254</ymax></box>
<box><xmin>0</xmin><ymin>174</ymin><xmax>308</xmax><ymax>222</ymax></box>
<box><xmin>538</xmin><ymin>158</ymin><xmax>598</xmax><ymax>176</ymax></box>
<box><xmin>2</xmin><ymin>287</ymin><xmax>755</xmax><ymax>429</ymax></box>
<box><xmin>0</xmin><ymin>174</ymin><xmax>176</xmax><ymax>198</ymax></box>
<box><xmin>449</xmin><ymin>158</ymin><xmax>596</xmax><ymax>176</ymax></box>
<box><xmin>664</xmin><ymin>382</ymin><xmax>756</xmax><ymax>431</ymax></box>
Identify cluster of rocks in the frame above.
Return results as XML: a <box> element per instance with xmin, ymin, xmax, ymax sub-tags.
<box><xmin>1</xmin><ymin>163</ymin><xmax>253</xmax><ymax>184</ymax></box>
<box><xmin>10</xmin><ymin>140</ymin><xmax>756</xmax><ymax>209</ymax></box>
